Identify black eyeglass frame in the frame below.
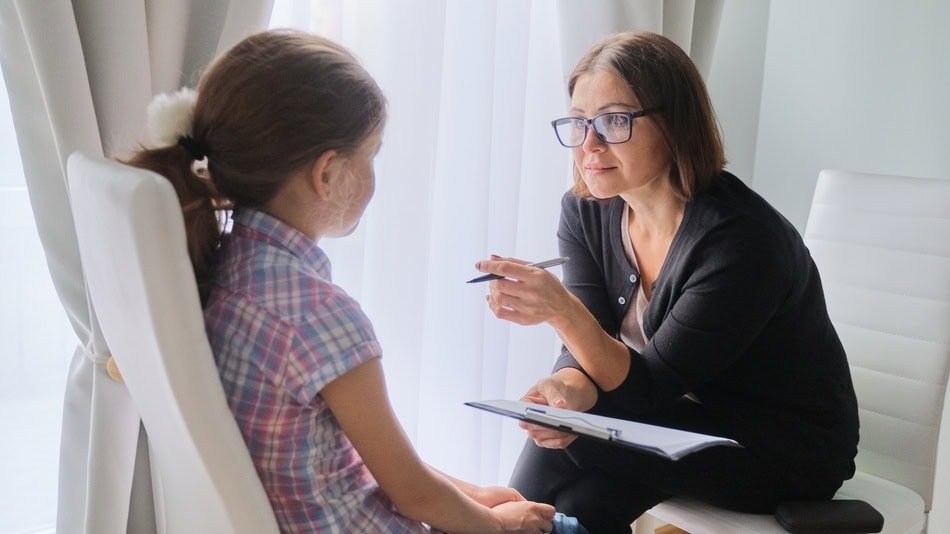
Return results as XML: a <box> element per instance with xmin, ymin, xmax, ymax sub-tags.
<box><xmin>550</xmin><ymin>108</ymin><xmax>663</xmax><ymax>148</ymax></box>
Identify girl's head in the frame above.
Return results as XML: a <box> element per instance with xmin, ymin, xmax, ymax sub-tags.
<box><xmin>191</xmin><ymin>29</ymin><xmax>386</xmax><ymax>208</ymax></box>
<box><xmin>127</xmin><ymin>29</ymin><xmax>386</xmax><ymax>300</ymax></box>
<box><xmin>565</xmin><ymin>31</ymin><xmax>724</xmax><ymax>200</ymax></box>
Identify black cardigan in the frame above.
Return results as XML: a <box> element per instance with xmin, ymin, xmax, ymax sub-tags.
<box><xmin>555</xmin><ymin>171</ymin><xmax>858</xmax><ymax>487</ymax></box>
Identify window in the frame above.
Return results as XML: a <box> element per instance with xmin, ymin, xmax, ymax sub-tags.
<box><xmin>0</xmin><ymin>68</ymin><xmax>75</xmax><ymax>533</ymax></box>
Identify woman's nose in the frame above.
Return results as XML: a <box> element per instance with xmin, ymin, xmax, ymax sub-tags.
<box><xmin>580</xmin><ymin>125</ymin><xmax>606</xmax><ymax>152</ymax></box>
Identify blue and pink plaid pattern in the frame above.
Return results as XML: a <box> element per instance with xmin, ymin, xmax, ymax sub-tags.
<box><xmin>204</xmin><ymin>208</ymin><xmax>429</xmax><ymax>533</ymax></box>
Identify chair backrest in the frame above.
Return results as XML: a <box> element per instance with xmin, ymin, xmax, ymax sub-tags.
<box><xmin>802</xmin><ymin>169</ymin><xmax>950</xmax><ymax>510</ymax></box>
<box><xmin>67</xmin><ymin>151</ymin><xmax>280</xmax><ymax>533</ymax></box>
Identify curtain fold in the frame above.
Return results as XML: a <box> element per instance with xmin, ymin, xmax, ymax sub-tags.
<box><xmin>0</xmin><ymin>1</ymin><xmax>273</xmax><ymax>532</ymax></box>
<box><xmin>688</xmin><ymin>0</ymin><xmax>725</xmax><ymax>78</ymax></box>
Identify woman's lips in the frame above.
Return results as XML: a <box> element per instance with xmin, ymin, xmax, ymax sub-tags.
<box><xmin>584</xmin><ymin>164</ymin><xmax>616</xmax><ymax>174</ymax></box>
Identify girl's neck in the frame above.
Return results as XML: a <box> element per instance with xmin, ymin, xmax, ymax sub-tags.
<box><xmin>260</xmin><ymin>204</ymin><xmax>323</xmax><ymax>242</ymax></box>
<box><xmin>261</xmin><ymin>173</ymin><xmax>324</xmax><ymax>242</ymax></box>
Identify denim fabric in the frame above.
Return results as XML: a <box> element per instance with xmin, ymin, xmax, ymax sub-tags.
<box><xmin>552</xmin><ymin>512</ymin><xmax>589</xmax><ymax>534</ymax></box>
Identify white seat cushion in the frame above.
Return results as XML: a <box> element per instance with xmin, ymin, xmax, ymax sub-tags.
<box><xmin>648</xmin><ymin>472</ymin><xmax>925</xmax><ymax>534</ymax></box>
<box><xmin>833</xmin><ymin>473</ymin><xmax>925</xmax><ymax>534</ymax></box>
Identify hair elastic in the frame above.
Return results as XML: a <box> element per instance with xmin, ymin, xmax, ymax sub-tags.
<box><xmin>178</xmin><ymin>136</ymin><xmax>207</xmax><ymax>161</ymax></box>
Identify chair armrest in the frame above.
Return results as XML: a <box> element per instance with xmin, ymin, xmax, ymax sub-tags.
<box><xmin>774</xmin><ymin>499</ymin><xmax>883</xmax><ymax>533</ymax></box>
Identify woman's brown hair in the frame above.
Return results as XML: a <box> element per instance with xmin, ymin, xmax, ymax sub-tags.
<box><xmin>124</xmin><ymin>30</ymin><xmax>386</xmax><ymax>302</ymax></box>
<box><xmin>567</xmin><ymin>31</ymin><xmax>725</xmax><ymax>199</ymax></box>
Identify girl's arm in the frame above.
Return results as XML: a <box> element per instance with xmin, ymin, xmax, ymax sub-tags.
<box><xmin>433</xmin><ymin>468</ymin><xmax>526</xmax><ymax>508</ymax></box>
<box><xmin>320</xmin><ymin>358</ymin><xmax>555</xmax><ymax>534</ymax></box>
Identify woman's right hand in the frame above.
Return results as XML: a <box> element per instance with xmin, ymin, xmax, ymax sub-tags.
<box><xmin>518</xmin><ymin>370</ymin><xmax>597</xmax><ymax>449</ymax></box>
<box><xmin>477</xmin><ymin>255</ymin><xmax>575</xmax><ymax>329</ymax></box>
<box><xmin>491</xmin><ymin>500</ymin><xmax>555</xmax><ymax>533</ymax></box>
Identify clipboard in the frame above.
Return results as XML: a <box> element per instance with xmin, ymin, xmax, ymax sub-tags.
<box><xmin>466</xmin><ymin>399</ymin><xmax>741</xmax><ymax>461</ymax></box>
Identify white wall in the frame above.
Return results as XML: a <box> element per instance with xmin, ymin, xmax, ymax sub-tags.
<box><xmin>752</xmin><ymin>0</ymin><xmax>950</xmax><ymax>230</ymax></box>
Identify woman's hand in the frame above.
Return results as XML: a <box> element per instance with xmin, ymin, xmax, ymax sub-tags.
<box><xmin>517</xmin><ymin>370</ymin><xmax>598</xmax><ymax>449</ymax></box>
<box><xmin>478</xmin><ymin>254</ymin><xmax>632</xmax><ymax>391</ymax></box>
<box><xmin>477</xmin><ymin>256</ymin><xmax>574</xmax><ymax>328</ymax></box>
<box><xmin>490</xmin><ymin>500</ymin><xmax>555</xmax><ymax>533</ymax></box>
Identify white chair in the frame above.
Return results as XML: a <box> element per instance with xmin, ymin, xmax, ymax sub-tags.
<box><xmin>646</xmin><ymin>169</ymin><xmax>950</xmax><ymax>533</ymax></box>
<box><xmin>67</xmin><ymin>151</ymin><xmax>280</xmax><ymax>534</ymax></box>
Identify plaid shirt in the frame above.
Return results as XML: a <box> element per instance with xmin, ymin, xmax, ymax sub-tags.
<box><xmin>205</xmin><ymin>208</ymin><xmax>429</xmax><ymax>534</ymax></box>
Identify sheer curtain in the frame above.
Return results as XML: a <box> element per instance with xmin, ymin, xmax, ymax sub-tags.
<box><xmin>272</xmin><ymin>0</ymin><xmax>723</xmax><ymax>485</ymax></box>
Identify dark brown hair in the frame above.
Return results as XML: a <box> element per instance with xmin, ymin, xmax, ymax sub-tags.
<box><xmin>125</xmin><ymin>30</ymin><xmax>386</xmax><ymax>302</ymax></box>
<box><xmin>567</xmin><ymin>32</ymin><xmax>725</xmax><ymax>199</ymax></box>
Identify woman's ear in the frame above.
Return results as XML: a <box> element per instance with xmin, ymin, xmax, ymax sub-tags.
<box><xmin>310</xmin><ymin>149</ymin><xmax>340</xmax><ymax>201</ymax></box>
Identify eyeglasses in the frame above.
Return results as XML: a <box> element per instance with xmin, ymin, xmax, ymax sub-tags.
<box><xmin>551</xmin><ymin>108</ymin><xmax>662</xmax><ymax>148</ymax></box>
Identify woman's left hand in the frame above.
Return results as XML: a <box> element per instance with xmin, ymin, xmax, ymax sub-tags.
<box><xmin>477</xmin><ymin>255</ymin><xmax>572</xmax><ymax>326</ymax></box>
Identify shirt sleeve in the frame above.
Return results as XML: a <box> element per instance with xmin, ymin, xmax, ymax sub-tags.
<box><xmin>555</xmin><ymin>195</ymin><xmax>620</xmax><ymax>352</ymax></box>
<box><xmin>552</xmin><ymin>194</ymin><xmax>631</xmax><ymax>408</ymax></box>
<box><xmin>283</xmin><ymin>281</ymin><xmax>383</xmax><ymax>406</ymax></box>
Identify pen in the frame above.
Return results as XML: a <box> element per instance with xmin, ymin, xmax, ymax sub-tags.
<box><xmin>466</xmin><ymin>256</ymin><xmax>570</xmax><ymax>284</ymax></box>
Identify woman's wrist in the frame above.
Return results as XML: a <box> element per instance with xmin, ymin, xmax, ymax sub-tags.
<box><xmin>547</xmin><ymin>290</ymin><xmax>585</xmax><ymax>333</ymax></box>
<box><xmin>552</xmin><ymin>368</ymin><xmax>598</xmax><ymax>411</ymax></box>
<box><xmin>549</xmin><ymin>294</ymin><xmax>631</xmax><ymax>391</ymax></box>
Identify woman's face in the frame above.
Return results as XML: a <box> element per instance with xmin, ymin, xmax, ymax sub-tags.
<box><xmin>569</xmin><ymin>70</ymin><xmax>671</xmax><ymax>199</ymax></box>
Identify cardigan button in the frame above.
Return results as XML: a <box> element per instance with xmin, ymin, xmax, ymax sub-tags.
<box><xmin>618</xmin><ymin>296</ymin><xmax>626</xmax><ymax>305</ymax></box>
<box><xmin>629</xmin><ymin>274</ymin><xmax>638</xmax><ymax>283</ymax></box>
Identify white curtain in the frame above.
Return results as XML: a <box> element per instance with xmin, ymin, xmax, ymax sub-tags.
<box><xmin>0</xmin><ymin>1</ymin><xmax>272</xmax><ymax>532</ymax></box>
<box><xmin>274</xmin><ymin>0</ymin><xmax>724</xmax><ymax>486</ymax></box>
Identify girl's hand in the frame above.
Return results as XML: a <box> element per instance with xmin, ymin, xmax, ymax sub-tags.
<box><xmin>476</xmin><ymin>256</ymin><xmax>572</xmax><ymax>328</ymax></box>
<box><xmin>470</xmin><ymin>485</ymin><xmax>525</xmax><ymax>508</ymax></box>
<box><xmin>491</xmin><ymin>500</ymin><xmax>555</xmax><ymax>533</ymax></box>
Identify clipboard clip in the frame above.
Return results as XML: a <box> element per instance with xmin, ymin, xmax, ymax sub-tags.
<box><xmin>524</xmin><ymin>406</ymin><xmax>622</xmax><ymax>440</ymax></box>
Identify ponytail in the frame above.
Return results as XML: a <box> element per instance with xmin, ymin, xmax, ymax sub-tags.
<box><xmin>122</xmin><ymin>87</ymin><xmax>232</xmax><ymax>304</ymax></box>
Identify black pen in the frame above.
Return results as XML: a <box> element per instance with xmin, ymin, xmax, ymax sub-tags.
<box><xmin>466</xmin><ymin>256</ymin><xmax>570</xmax><ymax>284</ymax></box>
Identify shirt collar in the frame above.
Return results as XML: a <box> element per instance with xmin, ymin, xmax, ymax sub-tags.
<box><xmin>231</xmin><ymin>208</ymin><xmax>331</xmax><ymax>279</ymax></box>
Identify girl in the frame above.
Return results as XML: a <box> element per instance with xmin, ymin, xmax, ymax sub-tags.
<box><xmin>127</xmin><ymin>29</ymin><xmax>565</xmax><ymax>534</ymax></box>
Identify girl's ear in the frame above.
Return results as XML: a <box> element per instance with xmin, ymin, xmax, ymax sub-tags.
<box><xmin>310</xmin><ymin>149</ymin><xmax>340</xmax><ymax>201</ymax></box>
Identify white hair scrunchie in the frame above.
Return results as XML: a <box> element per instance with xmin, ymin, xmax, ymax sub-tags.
<box><xmin>146</xmin><ymin>87</ymin><xmax>198</xmax><ymax>148</ymax></box>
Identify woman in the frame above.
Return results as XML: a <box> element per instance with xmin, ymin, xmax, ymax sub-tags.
<box><xmin>474</xmin><ymin>31</ymin><xmax>858</xmax><ymax>533</ymax></box>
